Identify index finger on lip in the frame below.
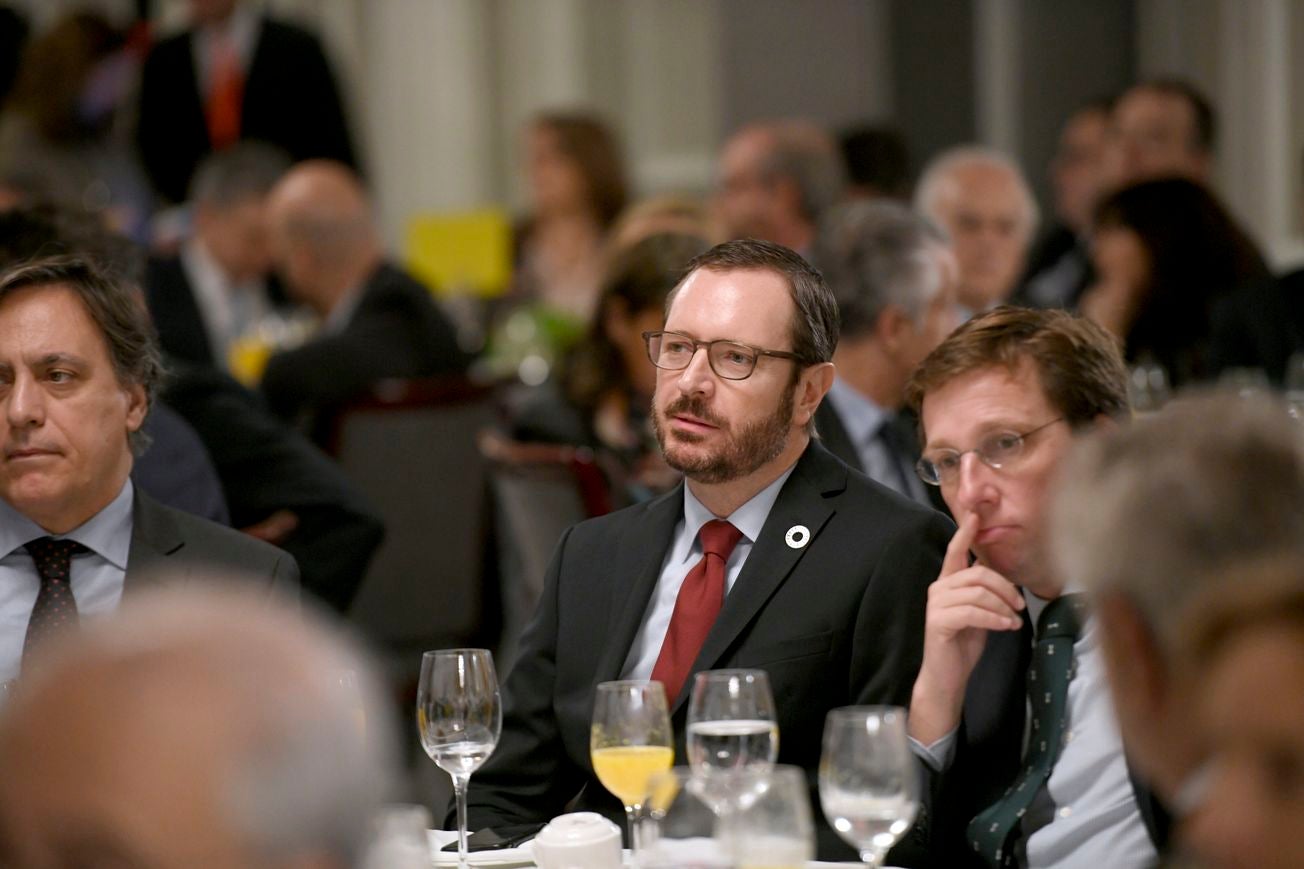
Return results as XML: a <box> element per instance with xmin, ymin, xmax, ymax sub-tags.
<box><xmin>941</xmin><ymin>510</ymin><xmax>978</xmax><ymax>577</ymax></box>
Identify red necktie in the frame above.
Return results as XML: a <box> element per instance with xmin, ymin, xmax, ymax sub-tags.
<box><xmin>205</xmin><ymin>33</ymin><xmax>244</xmax><ymax>149</ymax></box>
<box><xmin>651</xmin><ymin>520</ymin><xmax>744</xmax><ymax>702</ymax></box>
<box><xmin>22</xmin><ymin>537</ymin><xmax>87</xmax><ymax>665</ymax></box>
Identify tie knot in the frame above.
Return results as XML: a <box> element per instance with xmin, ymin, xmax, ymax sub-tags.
<box><xmin>698</xmin><ymin>520</ymin><xmax>743</xmax><ymax>561</ymax></box>
<box><xmin>1037</xmin><ymin>593</ymin><xmax>1088</xmax><ymax>641</ymax></box>
<box><xmin>24</xmin><ymin>537</ymin><xmax>88</xmax><ymax>564</ymax></box>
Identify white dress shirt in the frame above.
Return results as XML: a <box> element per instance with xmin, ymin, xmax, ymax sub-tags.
<box><xmin>824</xmin><ymin>377</ymin><xmax>928</xmax><ymax>504</ymax></box>
<box><xmin>912</xmin><ymin>589</ymin><xmax>1157</xmax><ymax>868</ymax></box>
<box><xmin>0</xmin><ymin>482</ymin><xmax>134</xmax><ymax>683</ymax></box>
<box><xmin>620</xmin><ymin>464</ymin><xmax>797</xmax><ymax>680</ymax></box>
<box><xmin>181</xmin><ymin>238</ymin><xmax>272</xmax><ymax>367</ymax></box>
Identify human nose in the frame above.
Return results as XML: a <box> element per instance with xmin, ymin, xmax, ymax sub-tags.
<box><xmin>5</xmin><ymin>374</ymin><xmax>44</xmax><ymax>430</ymax></box>
<box><xmin>951</xmin><ymin>451</ymin><xmax>997</xmax><ymax>513</ymax></box>
<box><xmin>675</xmin><ymin>344</ymin><xmax>716</xmax><ymax>397</ymax></box>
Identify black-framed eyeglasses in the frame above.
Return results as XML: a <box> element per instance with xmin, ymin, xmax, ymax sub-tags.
<box><xmin>915</xmin><ymin>418</ymin><xmax>1065</xmax><ymax>486</ymax></box>
<box><xmin>642</xmin><ymin>330</ymin><xmax>807</xmax><ymax>381</ymax></box>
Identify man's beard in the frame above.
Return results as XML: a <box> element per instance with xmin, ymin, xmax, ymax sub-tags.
<box><xmin>652</xmin><ymin>382</ymin><xmax>796</xmax><ymax>485</ymax></box>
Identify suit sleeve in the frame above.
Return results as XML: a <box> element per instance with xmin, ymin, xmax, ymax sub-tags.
<box><xmin>461</xmin><ymin>526</ymin><xmax>587</xmax><ymax>829</ymax></box>
<box><xmin>850</xmin><ymin>508</ymin><xmax>953</xmax><ymax>707</ymax></box>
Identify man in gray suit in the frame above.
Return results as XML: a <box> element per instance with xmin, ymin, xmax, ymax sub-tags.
<box><xmin>0</xmin><ymin>256</ymin><xmax>297</xmax><ymax>683</ymax></box>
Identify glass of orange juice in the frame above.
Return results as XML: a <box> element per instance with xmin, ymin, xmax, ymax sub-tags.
<box><xmin>591</xmin><ymin>680</ymin><xmax>674</xmax><ymax>853</ymax></box>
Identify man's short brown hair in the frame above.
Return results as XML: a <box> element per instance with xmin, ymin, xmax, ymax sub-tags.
<box><xmin>904</xmin><ymin>306</ymin><xmax>1129</xmax><ymax>433</ymax></box>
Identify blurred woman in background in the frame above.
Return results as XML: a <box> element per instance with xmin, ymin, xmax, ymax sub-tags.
<box><xmin>1082</xmin><ymin>177</ymin><xmax>1269</xmax><ymax>389</ymax></box>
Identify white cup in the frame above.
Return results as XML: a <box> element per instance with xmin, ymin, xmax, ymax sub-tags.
<box><xmin>531</xmin><ymin>812</ymin><xmax>623</xmax><ymax>869</ymax></box>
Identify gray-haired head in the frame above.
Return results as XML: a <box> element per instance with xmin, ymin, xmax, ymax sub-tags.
<box><xmin>757</xmin><ymin>120</ymin><xmax>847</xmax><ymax>224</ymax></box>
<box><xmin>913</xmin><ymin>145</ymin><xmax>1039</xmax><ymax>234</ymax></box>
<box><xmin>189</xmin><ymin>141</ymin><xmax>292</xmax><ymax>208</ymax></box>
<box><xmin>0</xmin><ymin>586</ymin><xmax>396</xmax><ymax>868</ymax></box>
<box><xmin>815</xmin><ymin>199</ymin><xmax>951</xmax><ymax>335</ymax></box>
<box><xmin>1050</xmin><ymin>389</ymin><xmax>1304</xmax><ymax>651</ymax></box>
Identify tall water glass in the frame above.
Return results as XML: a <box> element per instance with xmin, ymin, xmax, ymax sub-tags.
<box><xmin>417</xmin><ymin>649</ymin><xmax>502</xmax><ymax>869</ymax></box>
<box><xmin>686</xmin><ymin>669</ymin><xmax>778</xmax><ymax>814</ymax></box>
<box><xmin>591</xmin><ymin>680</ymin><xmax>674</xmax><ymax>851</ymax></box>
<box><xmin>819</xmin><ymin>706</ymin><xmax>919</xmax><ymax>867</ymax></box>
<box><xmin>728</xmin><ymin>765</ymin><xmax>815</xmax><ymax>869</ymax></box>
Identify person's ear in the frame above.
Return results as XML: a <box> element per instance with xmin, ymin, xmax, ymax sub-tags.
<box><xmin>793</xmin><ymin>361</ymin><xmax>835</xmax><ymax>428</ymax></box>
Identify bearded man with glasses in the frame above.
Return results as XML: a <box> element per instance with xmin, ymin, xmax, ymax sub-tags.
<box><xmin>466</xmin><ymin>239</ymin><xmax>952</xmax><ymax>859</ymax></box>
<box><xmin>890</xmin><ymin>307</ymin><xmax>1170</xmax><ymax>867</ymax></box>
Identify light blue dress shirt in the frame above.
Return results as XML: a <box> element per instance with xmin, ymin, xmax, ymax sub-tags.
<box><xmin>911</xmin><ymin>588</ymin><xmax>1157</xmax><ymax>868</ymax></box>
<box><xmin>824</xmin><ymin>377</ymin><xmax>929</xmax><ymax>504</ymax></box>
<box><xmin>620</xmin><ymin>464</ymin><xmax>797</xmax><ymax>681</ymax></box>
<box><xmin>0</xmin><ymin>481</ymin><xmax>134</xmax><ymax>682</ymax></box>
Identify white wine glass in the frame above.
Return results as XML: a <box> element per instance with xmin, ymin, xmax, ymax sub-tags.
<box><xmin>590</xmin><ymin>680</ymin><xmax>674</xmax><ymax>851</ymax></box>
<box><xmin>417</xmin><ymin>649</ymin><xmax>502</xmax><ymax>869</ymax></box>
<box><xmin>819</xmin><ymin>706</ymin><xmax>919</xmax><ymax>867</ymax></box>
<box><xmin>686</xmin><ymin>669</ymin><xmax>778</xmax><ymax>815</ymax></box>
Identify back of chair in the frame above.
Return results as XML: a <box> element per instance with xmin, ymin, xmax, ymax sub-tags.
<box><xmin>481</xmin><ymin>433</ymin><xmax>612</xmax><ymax>670</ymax></box>
<box><xmin>333</xmin><ymin>378</ymin><xmax>497</xmax><ymax>661</ymax></box>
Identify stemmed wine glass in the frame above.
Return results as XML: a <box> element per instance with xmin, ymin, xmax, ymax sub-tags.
<box><xmin>819</xmin><ymin>706</ymin><xmax>920</xmax><ymax>867</ymax></box>
<box><xmin>686</xmin><ymin>669</ymin><xmax>779</xmax><ymax>814</ymax></box>
<box><xmin>417</xmin><ymin>649</ymin><xmax>502</xmax><ymax>869</ymax></box>
<box><xmin>590</xmin><ymin>680</ymin><xmax>674</xmax><ymax>851</ymax></box>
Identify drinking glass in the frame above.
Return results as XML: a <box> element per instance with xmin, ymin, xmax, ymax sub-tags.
<box><xmin>417</xmin><ymin>649</ymin><xmax>502</xmax><ymax>869</ymax></box>
<box><xmin>641</xmin><ymin>767</ymin><xmax>730</xmax><ymax>869</ymax></box>
<box><xmin>819</xmin><ymin>706</ymin><xmax>920</xmax><ymax>867</ymax></box>
<box><xmin>686</xmin><ymin>669</ymin><xmax>779</xmax><ymax>814</ymax></box>
<box><xmin>590</xmin><ymin>680</ymin><xmax>674</xmax><ymax>850</ymax></box>
<box><xmin>727</xmin><ymin>765</ymin><xmax>815</xmax><ymax>869</ymax></box>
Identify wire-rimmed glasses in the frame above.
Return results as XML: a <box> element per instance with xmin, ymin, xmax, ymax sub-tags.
<box><xmin>915</xmin><ymin>418</ymin><xmax>1064</xmax><ymax>486</ymax></box>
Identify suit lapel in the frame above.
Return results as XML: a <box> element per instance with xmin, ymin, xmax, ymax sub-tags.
<box><xmin>592</xmin><ymin>486</ymin><xmax>686</xmax><ymax>684</ymax></box>
<box><xmin>124</xmin><ymin>491</ymin><xmax>187</xmax><ymax>594</ymax></box>
<box><xmin>673</xmin><ymin>443</ymin><xmax>845</xmax><ymax>712</ymax></box>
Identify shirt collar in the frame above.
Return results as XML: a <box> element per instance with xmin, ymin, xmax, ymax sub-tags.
<box><xmin>323</xmin><ymin>283</ymin><xmax>365</xmax><ymax>334</ymax></box>
<box><xmin>677</xmin><ymin>462</ymin><xmax>798</xmax><ymax>565</ymax></box>
<box><xmin>825</xmin><ymin>376</ymin><xmax>891</xmax><ymax>446</ymax></box>
<box><xmin>1023</xmin><ymin>583</ymin><xmax>1095</xmax><ymax>643</ymax></box>
<box><xmin>0</xmin><ymin>480</ymin><xmax>134</xmax><ymax>569</ymax></box>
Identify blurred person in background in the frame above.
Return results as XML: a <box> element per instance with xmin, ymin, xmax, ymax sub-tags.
<box><xmin>0</xmin><ymin>586</ymin><xmax>394</xmax><ymax>869</ymax></box>
<box><xmin>1016</xmin><ymin>98</ymin><xmax>1112</xmax><ymax>311</ymax></box>
<box><xmin>714</xmin><ymin>119</ymin><xmax>846</xmax><ymax>256</ymax></box>
<box><xmin>914</xmin><ymin>146</ymin><xmax>1038</xmax><ymax>317</ymax></box>
<box><xmin>509</xmin><ymin>231</ymin><xmax>711</xmax><ymax>502</ymax></box>
<box><xmin>1104</xmin><ymin>78</ymin><xmax>1215</xmax><ymax>191</ymax></box>
<box><xmin>137</xmin><ymin>0</ymin><xmax>356</xmax><ymax>206</ymax></box>
<box><xmin>1049</xmin><ymin>390</ymin><xmax>1304</xmax><ymax>844</ymax></box>
<box><xmin>260</xmin><ymin>160</ymin><xmax>469</xmax><ymax>442</ymax></box>
<box><xmin>1179</xmin><ymin>558</ymin><xmax>1304</xmax><ymax>869</ymax></box>
<box><xmin>0</xmin><ymin>10</ymin><xmax>153</xmax><ymax>238</ymax></box>
<box><xmin>145</xmin><ymin>142</ymin><xmax>290</xmax><ymax>371</ymax></box>
<box><xmin>839</xmin><ymin>123</ymin><xmax>912</xmax><ymax>202</ymax></box>
<box><xmin>812</xmin><ymin>200</ymin><xmax>957</xmax><ymax>510</ymax></box>
<box><xmin>607</xmin><ymin>193</ymin><xmax>720</xmax><ymax>252</ymax></box>
<box><xmin>1082</xmin><ymin>177</ymin><xmax>1269</xmax><ymax>389</ymax></box>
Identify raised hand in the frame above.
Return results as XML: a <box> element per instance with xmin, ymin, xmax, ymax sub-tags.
<box><xmin>908</xmin><ymin>510</ymin><xmax>1025</xmax><ymax>744</ymax></box>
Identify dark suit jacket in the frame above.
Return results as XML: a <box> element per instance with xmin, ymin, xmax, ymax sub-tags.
<box><xmin>465</xmin><ymin>440</ymin><xmax>953</xmax><ymax>859</ymax></box>
<box><xmin>892</xmin><ymin>619</ymin><xmax>1170</xmax><ymax>867</ymax></box>
<box><xmin>126</xmin><ymin>489</ymin><xmax>299</xmax><ymax>597</ymax></box>
<box><xmin>137</xmin><ymin>16</ymin><xmax>356</xmax><ymax>204</ymax></box>
<box><xmin>161</xmin><ymin>361</ymin><xmax>384</xmax><ymax>612</ymax></box>
<box><xmin>814</xmin><ymin>400</ymin><xmax>948</xmax><ymax>515</ymax></box>
<box><xmin>132</xmin><ymin>401</ymin><xmax>229</xmax><ymax>525</ymax></box>
<box><xmin>144</xmin><ymin>256</ymin><xmax>216</xmax><ymax>368</ymax></box>
<box><xmin>260</xmin><ymin>262</ymin><xmax>470</xmax><ymax>440</ymax></box>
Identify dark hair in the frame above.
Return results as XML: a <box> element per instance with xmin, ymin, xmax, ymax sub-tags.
<box><xmin>1131</xmin><ymin>78</ymin><xmax>1217</xmax><ymax>153</ymax></box>
<box><xmin>839</xmin><ymin>125</ymin><xmax>911</xmax><ymax>199</ymax></box>
<box><xmin>0</xmin><ymin>256</ymin><xmax>162</xmax><ymax>452</ymax></box>
<box><xmin>0</xmin><ymin>204</ymin><xmax>145</xmax><ymax>285</ymax></box>
<box><xmin>1093</xmin><ymin>177</ymin><xmax>1269</xmax><ymax>385</ymax></box>
<box><xmin>563</xmin><ymin>232</ymin><xmax>711</xmax><ymax>412</ymax></box>
<box><xmin>9</xmin><ymin>11</ymin><xmax>121</xmax><ymax>142</ymax></box>
<box><xmin>533</xmin><ymin>113</ymin><xmax>629</xmax><ymax>228</ymax></box>
<box><xmin>671</xmin><ymin>238</ymin><xmax>840</xmax><ymax>366</ymax></box>
<box><xmin>189</xmin><ymin>141</ymin><xmax>291</xmax><ymax>206</ymax></box>
<box><xmin>905</xmin><ymin>306</ymin><xmax>1129</xmax><ymax>434</ymax></box>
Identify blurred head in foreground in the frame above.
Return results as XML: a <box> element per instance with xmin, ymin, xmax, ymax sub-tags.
<box><xmin>0</xmin><ymin>586</ymin><xmax>394</xmax><ymax>869</ymax></box>
<box><xmin>1178</xmin><ymin>555</ymin><xmax>1304</xmax><ymax>869</ymax></box>
<box><xmin>1050</xmin><ymin>390</ymin><xmax>1304</xmax><ymax>802</ymax></box>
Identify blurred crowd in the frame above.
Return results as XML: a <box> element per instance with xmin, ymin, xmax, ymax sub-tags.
<box><xmin>1</xmin><ymin>2</ymin><xmax>1303</xmax><ymax>868</ymax></box>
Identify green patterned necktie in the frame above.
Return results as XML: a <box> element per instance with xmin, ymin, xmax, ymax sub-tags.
<box><xmin>965</xmin><ymin>593</ymin><xmax>1089</xmax><ymax>868</ymax></box>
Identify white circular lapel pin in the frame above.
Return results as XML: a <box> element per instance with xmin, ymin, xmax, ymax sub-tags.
<box><xmin>784</xmin><ymin>524</ymin><xmax>810</xmax><ymax>549</ymax></box>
